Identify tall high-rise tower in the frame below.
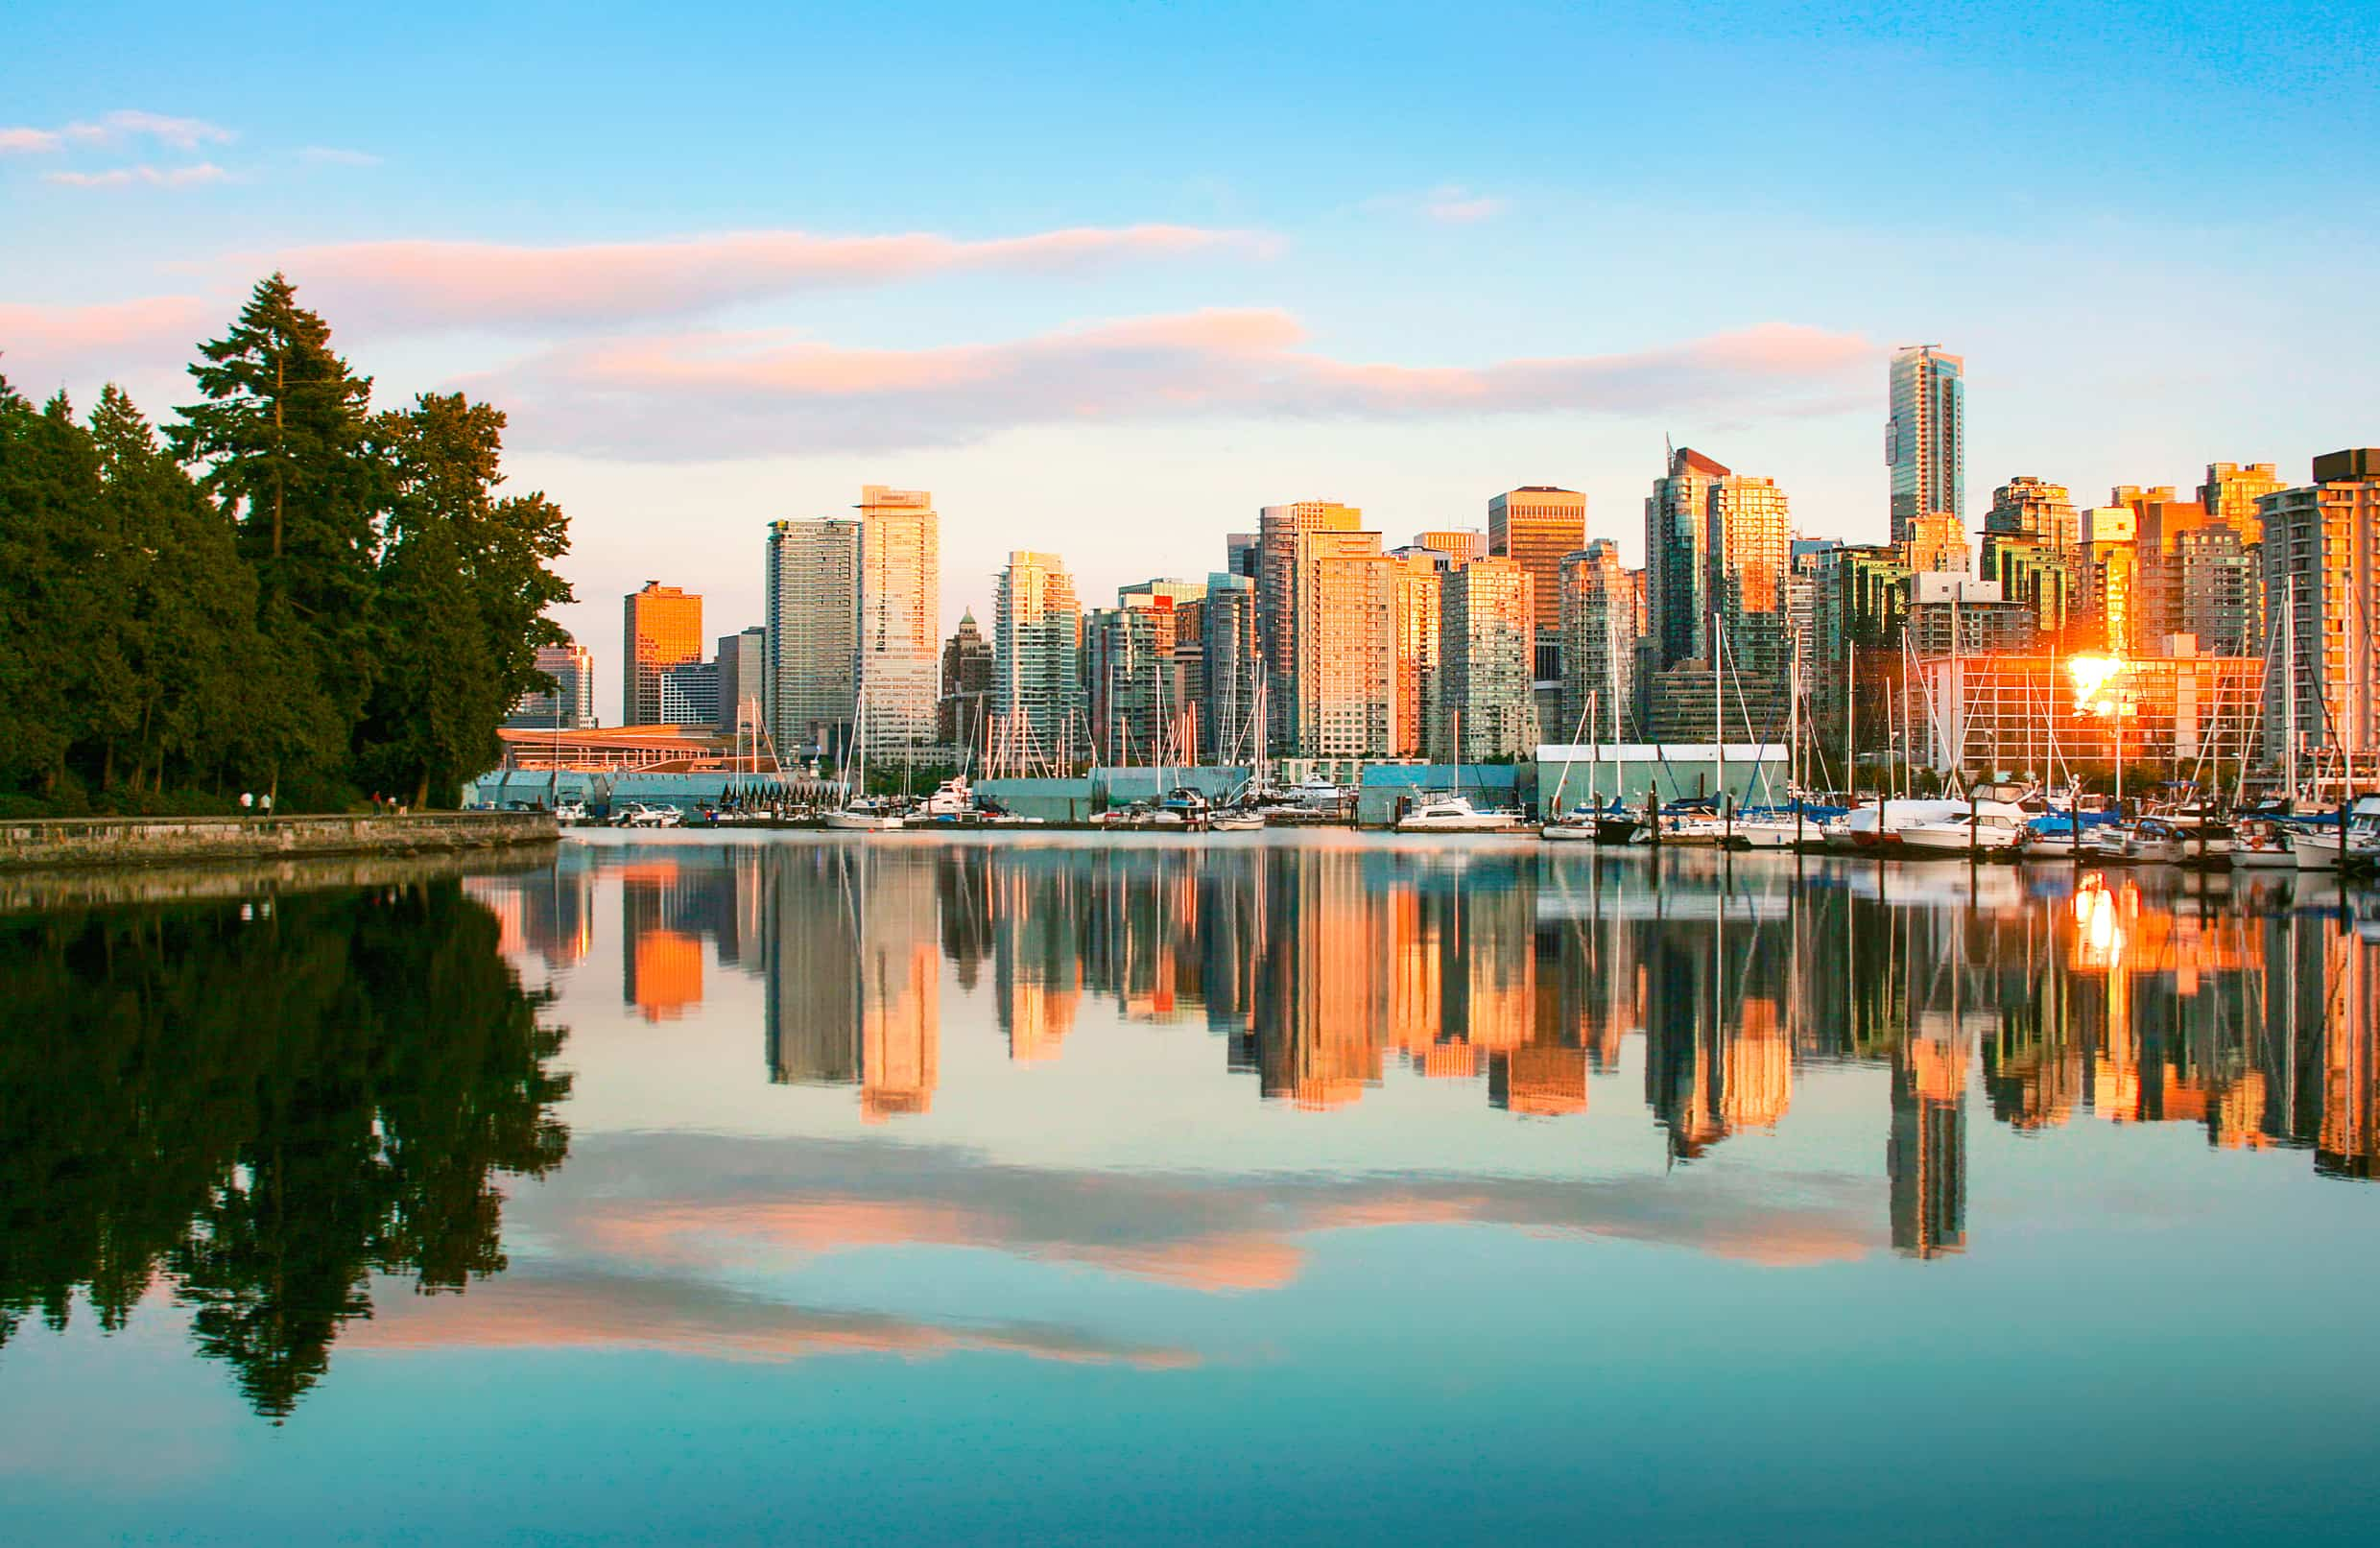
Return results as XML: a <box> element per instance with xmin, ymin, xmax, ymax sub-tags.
<box><xmin>992</xmin><ymin>550</ymin><xmax>1083</xmax><ymax>767</ymax></box>
<box><xmin>1645</xmin><ymin>446</ymin><xmax>1729</xmax><ymax>669</ymax></box>
<box><xmin>622</xmin><ymin>582</ymin><xmax>702</xmax><ymax>726</ymax></box>
<box><xmin>1887</xmin><ymin>345</ymin><xmax>1965</xmax><ymax>547</ymax></box>
<box><xmin>1257</xmin><ymin>501</ymin><xmax>1363</xmax><ymax>753</ymax></box>
<box><xmin>1488</xmin><ymin>487</ymin><xmax>1585</xmax><ymax>649</ymax></box>
<box><xmin>765</xmin><ymin>518</ymin><xmax>861</xmax><ymax>759</ymax></box>
<box><xmin>856</xmin><ymin>486</ymin><xmax>940</xmax><ymax>751</ymax></box>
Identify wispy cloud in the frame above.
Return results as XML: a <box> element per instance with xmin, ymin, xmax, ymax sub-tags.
<box><xmin>298</xmin><ymin>145</ymin><xmax>382</xmax><ymax>167</ymax></box>
<box><xmin>1366</xmin><ymin>183</ymin><xmax>1509</xmax><ymax>225</ymax></box>
<box><xmin>266</xmin><ymin>224</ymin><xmax>1278</xmax><ymax>330</ymax></box>
<box><xmin>42</xmin><ymin>162</ymin><xmax>230</xmax><ymax>189</ymax></box>
<box><xmin>0</xmin><ymin>108</ymin><xmax>234</xmax><ymax>155</ymax></box>
<box><xmin>1421</xmin><ymin>184</ymin><xmax>1508</xmax><ymax>224</ymax></box>
<box><xmin>472</xmin><ymin>310</ymin><xmax>1873</xmax><ymax>459</ymax></box>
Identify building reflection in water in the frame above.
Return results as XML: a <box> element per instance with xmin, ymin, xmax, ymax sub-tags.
<box><xmin>539</xmin><ymin>841</ymin><xmax>2380</xmax><ymax>1244</ymax></box>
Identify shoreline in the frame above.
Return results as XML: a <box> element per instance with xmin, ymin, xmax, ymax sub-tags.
<box><xmin>0</xmin><ymin>812</ymin><xmax>560</xmax><ymax>874</ymax></box>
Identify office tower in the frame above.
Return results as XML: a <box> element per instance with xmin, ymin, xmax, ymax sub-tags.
<box><xmin>1787</xmin><ymin>538</ymin><xmax>1842</xmax><ymax>679</ymax></box>
<box><xmin>1887</xmin><ymin>345</ymin><xmax>1965</xmax><ymax>546</ymax></box>
<box><xmin>856</xmin><ymin>486</ymin><xmax>940</xmax><ymax>751</ymax></box>
<box><xmin>1413</xmin><ymin>529</ymin><xmax>1488</xmax><ymax>564</ymax></box>
<box><xmin>1387</xmin><ymin>547</ymin><xmax>1456</xmax><ymax>757</ymax></box>
<box><xmin>1294</xmin><ymin>527</ymin><xmax>1396</xmax><ymax>759</ymax></box>
<box><xmin>507</xmin><ymin>637</ymin><xmax>597</xmax><ymax>728</ymax></box>
<box><xmin>1200</xmin><ymin>574</ymin><xmax>1262</xmax><ymax>764</ymax></box>
<box><xmin>1258</xmin><ymin>501</ymin><xmax>1363</xmax><ymax>753</ymax></box>
<box><xmin>937</xmin><ymin>610</ymin><xmax>994</xmax><ymax>748</ymax></box>
<box><xmin>1707</xmin><ymin>472</ymin><xmax>1793</xmax><ymax>679</ymax></box>
<box><xmin>2261</xmin><ymin>450</ymin><xmax>2380</xmax><ymax>769</ymax></box>
<box><xmin>714</xmin><ymin>627</ymin><xmax>767</xmax><ymax>734</ymax></box>
<box><xmin>657</xmin><ymin>659</ymin><xmax>719</xmax><ymax>726</ymax></box>
<box><xmin>765</xmin><ymin>517</ymin><xmax>861</xmax><ymax>759</ymax></box>
<box><xmin>1559</xmin><ymin>541</ymin><xmax>1642</xmax><ymax>742</ymax></box>
<box><xmin>1224</xmin><ymin>532</ymin><xmax>1261</xmax><ymax>579</ymax></box>
<box><xmin>992</xmin><ymin>551</ymin><xmax>1083</xmax><ymax>770</ymax></box>
<box><xmin>1985</xmin><ymin>475</ymin><xmax>2079</xmax><ymax>550</ymax></box>
<box><xmin>1086</xmin><ymin>596</ymin><xmax>1185</xmax><ymax>765</ymax></box>
<box><xmin>1489</xmin><ymin>487</ymin><xmax>1585</xmax><ymax>683</ymax></box>
<box><xmin>2200</xmin><ymin>462</ymin><xmax>2285</xmax><ymax>531</ymax></box>
<box><xmin>1902</xmin><ymin>512</ymin><xmax>1971</xmax><ymax>576</ymax></box>
<box><xmin>1646</xmin><ymin>446</ymin><xmax>1729</xmax><ymax>669</ymax></box>
<box><xmin>1439</xmin><ymin>556</ymin><xmax>1535</xmax><ymax>762</ymax></box>
<box><xmin>622</xmin><ymin>582</ymin><xmax>702</xmax><ymax>726</ymax></box>
<box><xmin>2080</xmin><ymin>504</ymin><xmax>2139</xmax><ymax>655</ymax></box>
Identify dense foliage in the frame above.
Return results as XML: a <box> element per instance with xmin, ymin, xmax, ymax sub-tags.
<box><xmin>0</xmin><ymin>274</ymin><xmax>572</xmax><ymax>812</ymax></box>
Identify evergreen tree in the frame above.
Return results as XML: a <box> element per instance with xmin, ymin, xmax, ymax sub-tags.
<box><xmin>360</xmin><ymin>393</ymin><xmax>573</xmax><ymax>806</ymax></box>
<box><xmin>167</xmin><ymin>274</ymin><xmax>383</xmax><ymax>793</ymax></box>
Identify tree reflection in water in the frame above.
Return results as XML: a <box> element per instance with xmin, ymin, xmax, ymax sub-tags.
<box><xmin>0</xmin><ymin>881</ymin><xmax>570</xmax><ymax>1419</ymax></box>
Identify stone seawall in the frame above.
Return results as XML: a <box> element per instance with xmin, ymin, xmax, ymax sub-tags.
<box><xmin>0</xmin><ymin>812</ymin><xmax>559</xmax><ymax>871</ymax></box>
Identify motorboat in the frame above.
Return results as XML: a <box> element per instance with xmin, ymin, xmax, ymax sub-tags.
<box><xmin>1899</xmin><ymin>805</ymin><xmax>2030</xmax><ymax>857</ymax></box>
<box><xmin>825</xmin><ymin>798</ymin><xmax>906</xmax><ymax>832</ymax></box>
<box><xmin>1730</xmin><ymin>817</ymin><xmax>1804</xmax><ymax>850</ymax></box>
<box><xmin>1158</xmin><ymin>786</ymin><xmax>1213</xmax><ymax>822</ymax></box>
<box><xmin>553</xmin><ymin>799</ymin><xmax>588</xmax><ymax>826</ymax></box>
<box><xmin>1209</xmin><ymin>809</ymin><xmax>1265</xmax><ymax>832</ymax></box>
<box><xmin>1283</xmin><ymin>776</ymin><xmax>1347</xmax><ymax>810</ymax></box>
<box><xmin>920</xmin><ymin>776</ymin><xmax>978</xmax><ymax>818</ymax></box>
<box><xmin>614</xmin><ymin>801</ymin><xmax>682</xmax><ymax>829</ymax></box>
<box><xmin>1396</xmin><ymin>795</ymin><xmax>1526</xmax><ymax>833</ymax></box>
<box><xmin>1825</xmin><ymin>799</ymin><xmax>1971</xmax><ymax>851</ymax></box>
<box><xmin>1096</xmin><ymin>801</ymin><xmax>1187</xmax><ymax>829</ymax></box>
<box><xmin>2231</xmin><ymin>820</ymin><xmax>2298</xmax><ymax>869</ymax></box>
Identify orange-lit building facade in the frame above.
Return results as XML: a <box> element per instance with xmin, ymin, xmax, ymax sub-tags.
<box><xmin>622</xmin><ymin>582</ymin><xmax>703</xmax><ymax>727</ymax></box>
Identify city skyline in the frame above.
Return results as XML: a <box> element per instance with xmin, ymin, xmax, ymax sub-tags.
<box><xmin>6</xmin><ymin>5</ymin><xmax>2375</xmax><ymax>727</ymax></box>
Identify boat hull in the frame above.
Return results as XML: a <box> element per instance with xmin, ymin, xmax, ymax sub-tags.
<box><xmin>824</xmin><ymin>812</ymin><xmax>905</xmax><ymax>832</ymax></box>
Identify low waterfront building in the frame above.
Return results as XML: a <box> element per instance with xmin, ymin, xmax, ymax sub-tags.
<box><xmin>1913</xmin><ymin>641</ymin><xmax>2264</xmax><ymax>778</ymax></box>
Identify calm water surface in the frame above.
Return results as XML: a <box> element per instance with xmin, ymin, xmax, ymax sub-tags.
<box><xmin>6</xmin><ymin>832</ymin><xmax>2380</xmax><ymax>1544</ymax></box>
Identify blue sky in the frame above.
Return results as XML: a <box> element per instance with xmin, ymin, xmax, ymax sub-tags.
<box><xmin>5</xmin><ymin>1</ymin><xmax>2374</xmax><ymax>721</ymax></box>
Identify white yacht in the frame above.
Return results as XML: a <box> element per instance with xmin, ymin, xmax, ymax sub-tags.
<box><xmin>825</xmin><ymin>798</ymin><xmax>906</xmax><ymax>832</ymax></box>
<box><xmin>1900</xmin><ymin>802</ymin><xmax>2032</xmax><ymax>856</ymax></box>
<box><xmin>615</xmin><ymin>801</ymin><xmax>682</xmax><ymax>829</ymax></box>
<box><xmin>1397</xmin><ymin>795</ymin><xmax>1525</xmax><ymax>833</ymax></box>
<box><xmin>553</xmin><ymin>799</ymin><xmax>588</xmax><ymax>826</ymax></box>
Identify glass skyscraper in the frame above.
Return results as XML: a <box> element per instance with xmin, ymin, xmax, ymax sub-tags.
<box><xmin>1887</xmin><ymin>345</ymin><xmax>1965</xmax><ymax>544</ymax></box>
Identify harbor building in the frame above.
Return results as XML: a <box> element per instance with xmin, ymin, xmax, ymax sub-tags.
<box><xmin>622</xmin><ymin>581</ymin><xmax>702</xmax><ymax>726</ymax></box>
<box><xmin>1914</xmin><ymin>640</ymin><xmax>2264</xmax><ymax>778</ymax></box>
<box><xmin>764</xmin><ymin>517</ymin><xmax>861</xmax><ymax>760</ymax></box>
<box><xmin>856</xmin><ymin>486</ymin><xmax>940</xmax><ymax>752</ymax></box>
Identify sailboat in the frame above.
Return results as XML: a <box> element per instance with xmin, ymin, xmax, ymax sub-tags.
<box><xmin>825</xmin><ymin>689</ymin><xmax>906</xmax><ymax>831</ymax></box>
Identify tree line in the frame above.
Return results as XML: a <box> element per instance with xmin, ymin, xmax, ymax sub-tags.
<box><xmin>0</xmin><ymin>274</ymin><xmax>572</xmax><ymax>813</ymax></box>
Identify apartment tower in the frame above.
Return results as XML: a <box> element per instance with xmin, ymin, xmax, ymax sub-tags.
<box><xmin>764</xmin><ymin>518</ymin><xmax>861</xmax><ymax>759</ymax></box>
<box><xmin>856</xmin><ymin>486</ymin><xmax>940</xmax><ymax>751</ymax></box>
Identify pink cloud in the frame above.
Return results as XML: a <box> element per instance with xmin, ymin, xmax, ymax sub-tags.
<box><xmin>42</xmin><ymin>162</ymin><xmax>229</xmax><ymax>189</ymax></box>
<box><xmin>265</xmin><ymin>224</ymin><xmax>1278</xmax><ymax>330</ymax></box>
<box><xmin>0</xmin><ymin>109</ymin><xmax>234</xmax><ymax>155</ymax></box>
<box><xmin>471</xmin><ymin>311</ymin><xmax>1874</xmax><ymax>459</ymax></box>
<box><xmin>1422</xmin><ymin>185</ymin><xmax>1508</xmax><ymax>224</ymax></box>
<box><xmin>0</xmin><ymin>295</ymin><xmax>213</xmax><ymax>388</ymax></box>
